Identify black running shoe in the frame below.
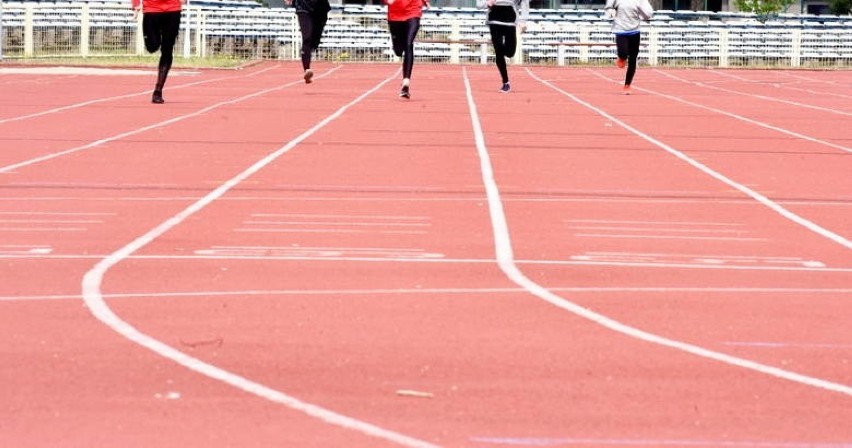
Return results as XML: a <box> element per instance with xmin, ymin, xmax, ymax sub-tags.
<box><xmin>400</xmin><ymin>85</ymin><xmax>410</xmax><ymax>99</ymax></box>
<box><xmin>499</xmin><ymin>82</ymin><xmax>511</xmax><ymax>93</ymax></box>
<box><xmin>152</xmin><ymin>90</ymin><xmax>164</xmax><ymax>104</ymax></box>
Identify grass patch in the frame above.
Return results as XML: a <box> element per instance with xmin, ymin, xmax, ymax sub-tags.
<box><xmin>1</xmin><ymin>55</ymin><xmax>252</xmax><ymax>69</ymax></box>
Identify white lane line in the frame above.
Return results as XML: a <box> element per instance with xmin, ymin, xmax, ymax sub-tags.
<box><xmin>568</xmin><ymin>225</ymin><xmax>743</xmax><ymax>233</ymax></box>
<box><xmin>80</xmin><ymin>70</ymin><xmax>437</xmax><ymax>448</ymax></box>
<box><xmin>587</xmin><ymin>69</ymin><xmax>852</xmax><ymax>155</ymax></box>
<box><xmin>234</xmin><ymin>228</ymin><xmax>428</xmax><ymax>234</ymax></box>
<box><xmin>724</xmin><ymin>342</ymin><xmax>852</xmax><ymax>349</ymax></box>
<box><xmin>244</xmin><ymin>220</ymin><xmax>430</xmax><ymax>227</ymax></box>
<box><xmin>0</xmin><ymin>227</ymin><xmax>87</xmax><ymax>232</ymax></box>
<box><xmin>209</xmin><ymin>245</ymin><xmax>431</xmax><ymax>252</ymax></box>
<box><xmin>0</xmin><ymin>245</ymin><xmax>52</xmax><ymax>255</ymax></box>
<box><xmin>9</xmin><ymin>286</ymin><xmax>852</xmax><ymax>302</ymax></box>
<box><xmin>470</xmin><ymin>68</ymin><xmax>852</xmax><ymax>396</ymax></box>
<box><xmin>0</xmin><ymin>219</ymin><xmax>102</xmax><ymax>224</ymax></box>
<box><xmin>0</xmin><ymin>211</ymin><xmax>116</xmax><ymax>216</ymax></box>
<box><xmin>710</xmin><ymin>69</ymin><xmax>852</xmax><ymax>100</ymax></box>
<box><xmin>655</xmin><ymin>69</ymin><xmax>852</xmax><ymax>116</ymax></box>
<box><xmin>782</xmin><ymin>71</ymin><xmax>848</xmax><ymax>86</ymax></box>
<box><xmin>574</xmin><ymin>234</ymin><xmax>766</xmax><ymax>242</ymax></box>
<box><xmin>194</xmin><ymin>246</ymin><xmax>444</xmax><ymax>259</ymax></box>
<box><xmin>4</xmin><ymin>253</ymin><xmax>851</xmax><ymax>272</ymax></box>
<box><xmin>585</xmin><ymin>251</ymin><xmax>809</xmax><ymax>260</ymax></box>
<box><xmin>471</xmin><ymin>436</ymin><xmax>852</xmax><ymax>447</ymax></box>
<box><xmin>0</xmin><ymin>65</ymin><xmax>279</xmax><ymax>125</ymax></box>
<box><xmin>4</xmin><ymin>195</ymin><xmax>852</xmax><ymax>207</ymax></box>
<box><xmin>252</xmin><ymin>213</ymin><xmax>431</xmax><ymax>220</ymax></box>
<box><xmin>530</xmin><ymin>68</ymin><xmax>852</xmax><ymax>250</ymax></box>
<box><xmin>0</xmin><ymin>66</ymin><xmax>342</xmax><ymax>174</ymax></box>
<box><xmin>572</xmin><ymin>252</ymin><xmax>825</xmax><ymax>268</ymax></box>
<box><xmin>565</xmin><ymin>219</ymin><xmax>745</xmax><ymax>226</ymax></box>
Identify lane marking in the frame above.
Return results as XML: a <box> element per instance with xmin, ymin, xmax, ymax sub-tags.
<box><xmin>471</xmin><ymin>436</ymin><xmax>852</xmax><ymax>447</ymax></box>
<box><xmin>8</xmin><ymin>286</ymin><xmax>852</xmax><ymax>303</ymax></box>
<box><xmin>0</xmin><ymin>211</ymin><xmax>116</xmax><ymax>216</ymax></box>
<box><xmin>655</xmin><ymin>69</ymin><xmax>852</xmax><ymax>116</ymax></box>
<box><xmin>194</xmin><ymin>246</ymin><xmax>444</xmax><ymax>259</ymax></box>
<box><xmin>244</xmin><ymin>220</ymin><xmax>430</xmax><ymax>227</ymax></box>
<box><xmin>529</xmin><ymin>68</ymin><xmax>852</xmax><ymax>250</ymax></box>
<box><xmin>3</xmin><ymin>194</ymin><xmax>851</xmax><ymax>207</ymax></box>
<box><xmin>574</xmin><ymin>233</ymin><xmax>767</xmax><ymax>242</ymax></box>
<box><xmin>234</xmin><ymin>228</ymin><xmax>428</xmax><ymax>234</ymax></box>
<box><xmin>564</xmin><ymin>219</ymin><xmax>745</xmax><ymax>226</ymax></box>
<box><xmin>569</xmin><ymin>226</ymin><xmax>744</xmax><ymax>233</ymax></box>
<box><xmin>80</xmin><ymin>70</ymin><xmax>438</xmax><ymax>448</ymax></box>
<box><xmin>470</xmin><ymin>67</ymin><xmax>852</xmax><ymax>396</ymax></box>
<box><xmin>0</xmin><ymin>219</ymin><xmax>103</xmax><ymax>224</ymax></box>
<box><xmin>571</xmin><ymin>252</ymin><xmax>825</xmax><ymax>268</ymax></box>
<box><xmin>252</xmin><ymin>213</ymin><xmax>431</xmax><ymax>220</ymax></box>
<box><xmin>0</xmin><ymin>65</ymin><xmax>279</xmax><ymax>125</ymax></box>
<box><xmin>0</xmin><ymin>245</ymin><xmax>52</xmax><ymax>255</ymax></box>
<box><xmin>0</xmin><ymin>66</ymin><xmax>342</xmax><ymax>174</ymax></box>
<box><xmin>586</xmin><ymin>68</ymin><xmax>852</xmax><ymax>155</ymax></box>
<box><xmin>724</xmin><ymin>342</ymin><xmax>852</xmax><ymax>349</ymax></box>
<box><xmin>3</xmin><ymin>253</ymin><xmax>850</xmax><ymax>272</ymax></box>
<box><xmin>709</xmin><ymin>69</ymin><xmax>852</xmax><ymax>100</ymax></box>
<box><xmin>0</xmin><ymin>227</ymin><xmax>87</xmax><ymax>232</ymax></box>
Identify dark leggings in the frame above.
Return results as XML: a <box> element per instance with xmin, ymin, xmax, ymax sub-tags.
<box><xmin>143</xmin><ymin>11</ymin><xmax>181</xmax><ymax>73</ymax></box>
<box><xmin>616</xmin><ymin>32</ymin><xmax>641</xmax><ymax>86</ymax></box>
<box><xmin>489</xmin><ymin>24</ymin><xmax>517</xmax><ymax>84</ymax></box>
<box><xmin>389</xmin><ymin>17</ymin><xmax>420</xmax><ymax>79</ymax></box>
<box><xmin>297</xmin><ymin>10</ymin><xmax>329</xmax><ymax>71</ymax></box>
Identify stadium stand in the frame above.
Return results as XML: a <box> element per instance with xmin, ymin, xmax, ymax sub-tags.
<box><xmin>0</xmin><ymin>0</ymin><xmax>850</xmax><ymax>66</ymax></box>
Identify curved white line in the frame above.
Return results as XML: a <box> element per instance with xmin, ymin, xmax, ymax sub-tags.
<box><xmin>463</xmin><ymin>67</ymin><xmax>852</xmax><ymax>396</ymax></box>
<box><xmin>81</xmin><ymin>70</ymin><xmax>438</xmax><ymax>448</ymax></box>
<box><xmin>531</xmin><ymin>68</ymin><xmax>852</xmax><ymax>250</ymax></box>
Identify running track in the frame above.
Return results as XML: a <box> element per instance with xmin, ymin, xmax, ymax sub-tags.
<box><xmin>0</xmin><ymin>62</ymin><xmax>850</xmax><ymax>448</ymax></box>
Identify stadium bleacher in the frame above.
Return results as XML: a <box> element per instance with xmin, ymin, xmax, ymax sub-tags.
<box><xmin>1</xmin><ymin>0</ymin><xmax>850</xmax><ymax>66</ymax></box>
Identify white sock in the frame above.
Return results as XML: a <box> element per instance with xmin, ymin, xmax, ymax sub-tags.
<box><xmin>402</xmin><ymin>78</ymin><xmax>410</xmax><ymax>87</ymax></box>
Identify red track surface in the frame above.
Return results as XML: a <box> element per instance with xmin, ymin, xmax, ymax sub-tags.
<box><xmin>1</xmin><ymin>62</ymin><xmax>850</xmax><ymax>447</ymax></box>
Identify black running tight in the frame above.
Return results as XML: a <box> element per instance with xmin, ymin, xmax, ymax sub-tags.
<box><xmin>389</xmin><ymin>17</ymin><xmax>420</xmax><ymax>79</ymax></box>
<box><xmin>616</xmin><ymin>32</ymin><xmax>641</xmax><ymax>86</ymax></box>
<box><xmin>297</xmin><ymin>10</ymin><xmax>329</xmax><ymax>71</ymax></box>
<box><xmin>143</xmin><ymin>11</ymin><xmax>181</xmax><ymax>73</ymax></box>
<box><xmin>489</xmin><ymin>24</ymin><xmax>517</xmax><ymax>84</ymax></box>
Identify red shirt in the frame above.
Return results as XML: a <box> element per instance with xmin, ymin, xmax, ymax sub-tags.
<box><xmin>132</xmin><ymin>0</ymin><xmax>183</xmax><ymax>13</ymax></box>
<box><xmin>385</xmin><ymin>0</ymin><xmax>426</xmax><ymax>21</ymax></box>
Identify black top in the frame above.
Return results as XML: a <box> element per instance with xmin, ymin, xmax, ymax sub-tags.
<box><xmin>293</xmin><ymin>0</ymin><xmax>331</xmax><ymax>14</ymax></box>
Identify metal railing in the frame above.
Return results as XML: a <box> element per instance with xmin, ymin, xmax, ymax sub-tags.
<box><xmin>0</xmin><ymin>2</ymin><xmax>850</xmax><ymax>67</ymax></box>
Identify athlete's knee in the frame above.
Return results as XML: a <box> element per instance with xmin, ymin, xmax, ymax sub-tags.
<box><xmin>144</xmin><ymin>40</ymin><xmax>160</xmax><ymax>54</ymax></box>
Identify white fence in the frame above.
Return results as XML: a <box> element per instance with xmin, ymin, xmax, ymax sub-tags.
<box><xmin>1</xmin><ymin>2</ymin><xmax>850</xmax><ymax>67</ymax></box>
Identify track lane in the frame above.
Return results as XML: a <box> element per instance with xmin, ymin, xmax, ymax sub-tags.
<box><xmin>1</xmin><ymin>63</ymin><xmax>850</xmax><ymax>447</ymax></box>
<box><xmin>1</xmin><ymin>63</ymin><xmax>433</xmax><ymax>448</ymax></box>
<box><xmin>0</xmin><ymin>63</ymin><xmax>287</xmax><ymax>168</ymax></box>
<box><xmin>90</xmin><ymin>63</ymin><xmax>852</xmax><ymax>446</ymax></box>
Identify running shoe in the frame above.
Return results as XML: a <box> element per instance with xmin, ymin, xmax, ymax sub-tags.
<box><xmin>623</xmin><ymin>84</ymin><xmax>632</xmax><ymax>95</ymax></box>
<box><xmin>499</xmin><ymin>82</ymin><xmax>511</xmax><ymax>93</ymax></box>
<box><xmin>304</xmin><ymin>69</ymin><xmax>314</xmax><ymax>84</ymax></box>
<box><xmin>152</xmin><ymin>90</ymin><xmax>164</xmax><ymax>104</ymax></box>
<box><xmin>400</xmin><ymin>85</ymin><xmax>410</xmax><ymax>99</ymax></box>
<box><xmin>615</xmin><ymin>57</ymin><xmax>626</xmax><ymax>69</ymax></box>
